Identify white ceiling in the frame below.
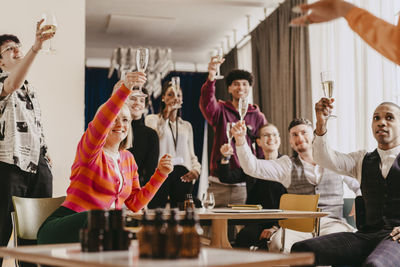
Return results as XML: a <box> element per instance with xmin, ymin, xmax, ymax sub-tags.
<box><xmin>86</xmin><ymin>0</ymin><xmax>282</xmax><ymax>70</ymax></box>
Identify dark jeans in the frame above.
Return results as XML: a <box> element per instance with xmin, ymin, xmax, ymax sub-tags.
<box><xmin>148</xmin><ymin>165</ymin><xmax>194</xmax><ymax>208</ymax></box>
<box><xmin>291</xmin><ymin>229</ymin><xmax>400</xmax><ymax>267</ymax></box>
<box><xmin>0</xmin><ymin>151</ymin><xmax>52</xmax><ymax>267</ymax></box>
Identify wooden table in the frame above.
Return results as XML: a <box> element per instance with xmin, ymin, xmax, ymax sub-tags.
<box><xmin>127</xmin><ymin>209</ymin><xmax>329</xmax><ymax>249</ymax></box>
<box><xmin>0</xmin><ymin>243</ymin><xmax>314</xmax><ymax>267</ymax></box>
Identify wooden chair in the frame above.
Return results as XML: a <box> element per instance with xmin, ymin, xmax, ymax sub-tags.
<box><xmin>11</xmin><ymin>196</ymin><xmax>66</xmax><ymax>267</ymax></box>
<box><xmin>278</xmin><ymin>194</ymin><xmax>320</xmax><ymax>252</ymax></box>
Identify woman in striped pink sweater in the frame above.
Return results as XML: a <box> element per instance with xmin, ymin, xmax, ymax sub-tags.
<box><xmin>37</xmin><ymin>72</ymin><xmax>173</xmax><ymax>244</ymax></box>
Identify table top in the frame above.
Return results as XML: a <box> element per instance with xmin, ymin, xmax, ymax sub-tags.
<box><xmin>0</xmin><ymin>243</ymin><xmax>314</xmax><ymax>267</ymax></box>
<box><xmin>127</xmin><ymin>209</ymin><xmax>329</xmax><ymax>220</ymax></box>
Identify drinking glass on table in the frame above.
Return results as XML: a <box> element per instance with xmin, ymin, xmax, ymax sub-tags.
<box><xmin>320</xmin><ymin>71</ymin><xmax>337</xmax><ymax>119</ymax></box>
<box><xmin>201</xmin><ymin>192</ymin><xmax>215</xmax><ymax>210</ymax></box>
<box><xmin>40</xmin><ymin>12</ymin><xmax>57</xmax><ymax>54</ymax></box>
<box><xmin>238</xmin><ymin>97</ymin><xmax>248</xmax><ymax>122</ymax></box>
<box><xmin>136</xmin><ymin>47</ymin><xmax>149</xmax><ymax>93</ymax></box>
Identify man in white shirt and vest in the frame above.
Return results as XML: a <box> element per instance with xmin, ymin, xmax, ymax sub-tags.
<box><xmin>231</xmin><ymin>118</ymin><xmax>359</xmax><ymax>253</ymax></box>
<box><xmin>291</xmin><ymin>98</ymin><xmax>400</xmax><ymax>266</ymax></box>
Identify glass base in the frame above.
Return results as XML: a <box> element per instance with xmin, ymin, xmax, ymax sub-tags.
<box><xmin>215</xmin><ymin>75</ymin><xmax>224</xmax><ymax>80</ymax></box>
<box><xmin>40</xmin><ymin>48</ymin><xmax>56</xmax><ymax>54</ymax></box>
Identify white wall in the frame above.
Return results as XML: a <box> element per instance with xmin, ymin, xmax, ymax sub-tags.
<box><xmin>1</xmin><ymin>0</ymin><xmax>85</xmax><ymax>196</ymax></box>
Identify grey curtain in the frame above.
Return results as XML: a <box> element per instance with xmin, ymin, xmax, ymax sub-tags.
<box><xmin>251</xmin><ymin>0</ymin><xmax>312</xmax><ymax>156</ymax></box>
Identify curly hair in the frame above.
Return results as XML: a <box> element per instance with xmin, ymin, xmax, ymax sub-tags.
<box><xmin>226</xmin><ymin>69</ymin><xmax>253</xmax><ymax>86</ymax></box>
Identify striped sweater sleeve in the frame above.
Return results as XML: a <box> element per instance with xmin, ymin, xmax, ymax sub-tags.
<box><xmin>346</xmin><ymin>7</ymin><xmax>400</xmax><ymax>65</ymax></box>
<box><xmin>125</xmin><ymin>167</ymin><xmax>168</xmax><ymax>212</ymax></box>
<box><xmin>77</xmin><ymin>84</ymin><xmax>131</xmax><ymax>163</ymax></box>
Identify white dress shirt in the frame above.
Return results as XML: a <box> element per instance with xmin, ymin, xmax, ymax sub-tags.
<box><xmin>313</xmin><ymin>133</ymin><xmax>400</xmax><ymax>182</ymax></box>
<box><xmin>235</xmin><ymin>142</ymin><xmax>359</xmax><ymax>194</ymax></box>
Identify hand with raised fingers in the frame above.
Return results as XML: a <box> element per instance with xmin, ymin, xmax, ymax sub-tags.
<box><xmin>208</xmin><ymin>55</ymin><xmax>225</xmax><ymax>81</ymax></box>
<box><xmin>231</xmin><ymin>120</ymin><xmax>247</xmax><ymax>146</ymax></box>
<box><xmin>124</xmin><ymin>71</ymin><xmax>147</xmax><ymax>90</ymax></box>
<box><xmin>315</xmin><ymin>97</ymin><xmax>334</xmax><ymax>135</ymax></box>
<box><xmin>290</xmin><ymin>0</ymin><xmax>355</xmax><ymax>27</ymax></box>
<box><xmin>157</xmin><ymin>154</ymin><xmax>174</xmax><ymax>176</ymax></box>
<box><xmin>33</xmin><ymin>19</ymin><xmax>55</xmax><ymax>51</ymax></box>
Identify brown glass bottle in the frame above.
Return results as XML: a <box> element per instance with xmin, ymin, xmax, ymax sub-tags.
<box><xmin>180</xmin><ymin>208</ymin><xmax>203</xmax><ymax>258</ymax></box>
<box><xmin>152</xmin><ymin>209</ymin><xmax>166</xmax><ymax>258</ymax></box>
<box><xmin>184</xmin><ymin>194</ymin><xmax>195</xmax><ymax>211</ymax></box>
<box><xmin>138</xmin><ymin>210</ymin><xmax>154</xmax><ymax>258</ymax></box>
<box><xmin>163</xmin><ymin>209</ymin><xmax>182</xmax><ymax>259</ymax></box>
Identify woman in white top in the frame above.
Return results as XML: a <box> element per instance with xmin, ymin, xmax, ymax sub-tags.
<box><xmin>145</xmin><ymin>81</ymin><xmax>201</xmax><ymax>208</ymax></box>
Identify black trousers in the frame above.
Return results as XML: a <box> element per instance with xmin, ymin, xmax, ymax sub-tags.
<box><xmin>147</xmin><ymin>165</ymin><xmax>194</xmax><ymax>209</ymax></box>
<box><xmin>234</xmin><ymin>222</ymin><xmax>276</xmax><ymax>249</ymax></box>
<box><xmin>291</xmin><ymin>229</ymin><xmax>400</xmax><ymax>267</ymax></box>
<box><xmin>0</xmin><ymin>152</ymin><xmax>52</xmax><ymax>267</ymax></box>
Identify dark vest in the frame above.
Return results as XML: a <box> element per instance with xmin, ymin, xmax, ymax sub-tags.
<box><xmin>287</xmin><ymin>156</ymin><xmax>344</xmax><ymax>220</ymax></box>
<box><xmin>361</xmin><ymin>150</ymin><xmax>400</xmax><ymax>231</ymax></box>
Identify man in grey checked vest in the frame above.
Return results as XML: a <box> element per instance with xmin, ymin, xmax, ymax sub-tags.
<box><xmin>231</xmin><ymin>118</ymin><xmax>360</xmax><ymax>253</ymax></box>
<box><xmin>291</xmin><ymin>99</ymin><xmax>400</xmax><ymax>266</ymax></box>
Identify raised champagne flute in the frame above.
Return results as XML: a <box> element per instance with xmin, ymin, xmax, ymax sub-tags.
<box><xmin>171</xmin><ymin>76</ymin><xmax>182</xmax><ymax>109</ymax></box>
<box><xmin>136</xmin><ymin>47</ymin><xmax>149</xmax><ymax>93</ymax></box>
<box><xmin>226</xmin><ymin>122</ymin><xmax>233</xmax><ymax>144</ymax></box>
<box><xmin>40</xmin><ymin>12</ymin><xmax>57</xmax><ymax>54</ymax></box>
<box><xmin>320</xmin><ymin>71</ymin><xmax>337</xmax><ymax>119</ymax></box>
<box><xmin>238</xmin><ymin>97</ymin><xmax>248</xmax><ymax>122</ymax></box>
<box><xmin>214</xmin><ymin>47</ymin><xmax>224</xmax><ymax>80</ymax></box>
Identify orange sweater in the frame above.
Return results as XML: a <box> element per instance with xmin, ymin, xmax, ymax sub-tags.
<box><xmin>63</xmin><ymin>84</ymin><xmax>167</xmax><ymax>213</ymax></box>
<box><xmin>346</xmin><ymin>7</ymin><xmax>400</xmax><ymax>65</ymax></box>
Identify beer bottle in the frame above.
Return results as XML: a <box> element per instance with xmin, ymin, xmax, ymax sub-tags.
<box><xmin>138</xmin><ymin>210</ymin><xmax>153</xmax><ymax>258</ymax></box>
<box><xmin>180</xmin><ymin>208</ymin><xmax>203</xmax><ymax>258</ymax></box>
<box><xmin>164</xmin><ymin>209</ymin><xmax>182</xmax><ymax>258</ymax></box>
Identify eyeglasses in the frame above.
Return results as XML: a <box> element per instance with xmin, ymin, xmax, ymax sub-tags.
<box><xmin>0</xmin><ymin>43</ymin><xmax>22</xmax><ymax>56</ymax></box>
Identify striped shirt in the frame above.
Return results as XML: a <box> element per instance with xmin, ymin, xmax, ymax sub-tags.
<box><xmin>63</xmin><ymin>84</ymin><xmax>167</xmax><ymax>213</ymax></box>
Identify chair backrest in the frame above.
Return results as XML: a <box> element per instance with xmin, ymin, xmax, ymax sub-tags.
<box><xmin>343</xmin><ymin>198</ymin><xmax>356</xmax><ymax>228</ymax></box>
<box><xmin>278</xmin><ymin>194</ymin><xmax>320</xmax><ymax>233</ymax></box>
<box><xmin>12</xmin><ymin>196</ymin><xmax>66</xmax><ymax>240</ymax></box>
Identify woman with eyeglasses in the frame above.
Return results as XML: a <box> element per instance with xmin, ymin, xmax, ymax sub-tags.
<box><xmin>0</xmin><ymin>20</ymin><xmax>55</xmax><ymax>261</ymax></box>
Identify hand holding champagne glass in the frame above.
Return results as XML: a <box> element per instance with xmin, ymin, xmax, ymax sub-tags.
<box><xmin>320</xmin><ymin>71</ymin><xmax>336</xmax><ymax>119</ymax></box>
<box><xmin>238</xmin><ymin>97</ymin><xmax>248</xmax><ymax>122</ymax></box>
<box><xmin>40</xmin><ymin>12</ymin><xmax>57</xmax><ymax>54</ymax></box>
<box><xmin>136</xmin><ymin>47</ymin><xmax>149</xmax><ymax>93</ymax></box>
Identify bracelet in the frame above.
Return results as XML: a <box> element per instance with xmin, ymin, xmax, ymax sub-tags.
<box><xmin>31</xmin><ymin>46</ymin><xmax>39</xmax><ymax>54</ymax></box>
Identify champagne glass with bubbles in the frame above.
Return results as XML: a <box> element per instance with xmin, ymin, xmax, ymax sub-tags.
<box><xmin>214</xmin><ymin>47</ymin><xmax>224</xmax><ymax>80</ymax></box>
<box><xmin>136</xmin><ymin>47</ymin><xmax>149</xmax><ymax>93</ymax></box>
<box><xmin>226</xmin><ymin>122</ymin><xmax>233</xmax><ymax>144</ymax></box>
<box><xmin>238</xmin><ymin>97</ymin><xmax>248</xmax><ymax>122</ymax></box>
<box><xmin>40</xmin><ymin>12</ymin><xmax>57</xmax><ymax>54</ymax></box>
<box><xmin>320</xmin><ymin>71</ymin><xmax>337</xmax><ymax>119</ymax></box>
